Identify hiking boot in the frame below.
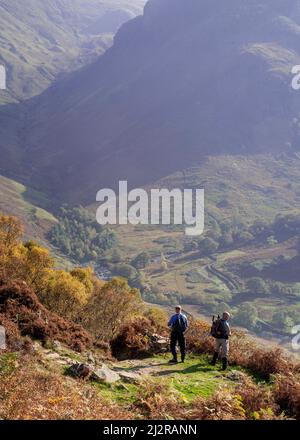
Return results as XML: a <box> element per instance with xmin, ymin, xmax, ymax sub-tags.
<box><xmin>169</xmin><ymin>357</ymin><xmax>178</xmax><ymax>364</ymax></box>
<box><xmin>222</xmin><ymin>357</ymin><xmax>228</xmax><ymax>371</ymax></box>
<box><xmin>210</xmin><ymin>352</ymin><xmax>218</xmax><ymax>366</ymax></box>
<box><xmin>181</xmin><ymin>355</ymin><xmax>185</xmax><ymax>363</ymax></box>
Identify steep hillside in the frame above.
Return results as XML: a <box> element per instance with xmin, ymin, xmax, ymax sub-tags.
<box><xmin>0</xmin><ymin>0</ymin><xmax>145</xmax><ymax>103</ymax></box>
<box><xmin>1</xmin><ymin>0</ymin><xmax>300</xmax><ymax>202</ymax></box>
<box><xmin>0</xmin><ymin>174</ymin><xmax>57</xmax><ymax>242</ymax></box>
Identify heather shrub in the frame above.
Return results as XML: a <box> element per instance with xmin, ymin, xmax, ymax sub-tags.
<box><xmin>189</xmin><ymin>389</ymin><xmax>246</xmax><ymax>420</ymax></box>
<box><xmin>0</xmin><ymin>314</ymin><xmax>23</xmax><ymax>351</ymax></box>
<box><xmin>111</xmin><ymin>316</ymin><xmax>157</xmax><ymax>359</ymax></box>
<box><xmin>274</xmin><ymin>373</ymin><xmax>300</xmax><ymax>419</ymax></box>
<box><xmin>0</xmin><ymin>280</ymin><xmax>93</xmax><ymax>352</ymax></box>
<box><xmin>133</xmin><ymin>380</ymin><xmax>185</xmax><ymax>419</ymax></box>
<box><xmin>185</xmin><ymin>319</ymin><xmax>215</xmax><ymax>353</ymax></box>
<box><xmin>143</xmin><ymin>307</ymin><xmax>169</xmax><ymax>334</ymax></box>
<box><xmin>245</xmin><ymin>348</ymin><xmax>291</xmax><ymax>380</ymax></box>
<box><xmin>230</xmin><ymin>343</ymin><xmax>292</xmax><ymax>381</ymax></box>
<box><xmin>234</xmin><ymin>376</ymin><xmax>278</xmax><ymax>419</ymax></box>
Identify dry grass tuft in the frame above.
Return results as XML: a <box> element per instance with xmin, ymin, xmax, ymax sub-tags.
<box><xmin>0</xmin><ymin>356</ymin><xmax>132</xmax><ymax>420</ymax></box>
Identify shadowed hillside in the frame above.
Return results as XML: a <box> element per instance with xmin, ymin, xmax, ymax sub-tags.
<box><xmin>1</xmin><ymin>0</ymin><xmax>300</xmax><ymax>202</ymax></box>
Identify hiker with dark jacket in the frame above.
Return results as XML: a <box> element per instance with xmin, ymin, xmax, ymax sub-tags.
<box><xmin>211</xmin><ymin>311</ymin><xmax>231</xmax><ymax>370</ymax></box>
<box><xmin>168</xmin><ymin>305</ymin><xmax>188</xmax><ymax>363</ymax></box>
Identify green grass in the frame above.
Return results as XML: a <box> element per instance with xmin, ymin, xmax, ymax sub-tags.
<box><xmin>94</xmin><ymin>382</ymin><xmax>139</xmax><ymax>405</ymax></box>
<box><xmin>169</xmin><ymin>357</ymin><xmax>226</xmax><ymax>400</ymax></box>
<box><xmin>0</xmin><ymin>352</ymin><xmax>19</xmax><ymax>377</ymax></box>
<box><xmin>0</xmin><ymin>174</ymin><xmax>57</xmax><ymax>223</ymax></box>
<box><xmin>94</xmin><ymin>354</ymin><xmax>247</xmax><ymax>405</ymax></box>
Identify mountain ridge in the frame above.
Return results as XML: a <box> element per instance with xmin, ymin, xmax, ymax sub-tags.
<box><xmin>0</xmin><ymin>0</ymin><xmax>145</xmax><ymax>103</ymax></box>
<box><xmin>1</xmin><ymin>0</ymin><xmax>300</xmax><ymax>204</ymax></box>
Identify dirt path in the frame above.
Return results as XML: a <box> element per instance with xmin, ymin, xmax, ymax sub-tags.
<box><xmin>113</xmin><ymin>357</ymin><xmax>187</xmax><ymax>377</ymax></box>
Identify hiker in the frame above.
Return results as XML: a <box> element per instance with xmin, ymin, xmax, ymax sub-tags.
<box><xmin>211</xmin><ymin>311</ymin><xmax>231</xmax><ymax>371</ymax></box>
<box><xmin>168</xmin><ymin>305</ymin><xmax>188</xmax><ymax>363</ymax></box>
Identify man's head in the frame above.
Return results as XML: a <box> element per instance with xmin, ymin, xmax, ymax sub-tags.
<box><xmin>175</xmin><ymin>305</ymin><xmax>182</xmax><ymax>314</ymax></box>
<box><xmin>223</xmin><ymin>311</ymin><xmax>231</xmax><ymax>321</ymax></box>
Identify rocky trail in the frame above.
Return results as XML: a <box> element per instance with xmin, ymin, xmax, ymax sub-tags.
<box><xmin>32</xmin><ymin>340</ymin><xmax>248</xmax><ymax>407</ymax></box>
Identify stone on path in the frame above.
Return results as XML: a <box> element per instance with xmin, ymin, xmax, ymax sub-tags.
<box><xmin>118</xmin><ymin>371</ymin><xmax>142</xmax><ymax>384</ymax></box>
<box><xmin>150</xmin><ymin>334</ymin><xmax>169</xmax><ymax>353</ymax></box>
<box><xmin>227</xmin><ymin>370</ymin><xmax>247</xmax><ymax>382</ymax></box>
<box><xmin>67</xmin><ymin>363</ymin><xmax>92</xmax><ymax>379</ymax></box>
<box><xmin>91</xmin><ymin>364</ymin><xmax>121</xmax><ymax>384</ymax></box>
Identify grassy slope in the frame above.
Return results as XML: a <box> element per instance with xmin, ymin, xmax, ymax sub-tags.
<box><xmin>0</xmin><ymin>0</ymin><xmax>145</xmax><ymax>103</ymax></box>
<box><xmin>0</xmin><ymin>174</ymin><xmax>57</xmax><ymax>237</ymax></box>
<box><xmin>0</xmin><ymin>174</ymin><xmax>74</xmax><ymax>268</ymax></box>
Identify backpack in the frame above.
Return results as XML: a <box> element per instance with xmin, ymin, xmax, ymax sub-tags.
<box><xmin>210</xmin><ymin>315</ymin><xmax>221</xmax><ymax>338</ymax></box>
<box><xmin>173</xmin><ymin>315</ymin><xmax>187</xmax><ymax>333</ymax></box>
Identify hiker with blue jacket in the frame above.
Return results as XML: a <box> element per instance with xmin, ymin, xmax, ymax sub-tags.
<box><xmin>168</xmin><ymin>305</ymin><xmax>188</xmax><ymax>363</ymax></box>
<box><xmin>210</xmin><ymin>311</ymin><xmax>231</xmax><ymax>370</ymax></box>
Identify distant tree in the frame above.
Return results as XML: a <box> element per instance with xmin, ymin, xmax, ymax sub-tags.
<box><xmin>83</xmin><ymin>278</ymin><xmax>141</xmax><ymax>341</ymax></box>
<box><xmin>235</xmin><ymin>230</ymin><xmax>254</xmax><ymax>244</ymax></box>
<box><xmin>246</xmin><ymin>277</ymin><xmax>269</xmax><ymax>296</ymax></box>
<box><xmin>202</xmin><ymin>298</ymin><xmax>219</xmax><ymax>314</ymax></box>
<box><xmin>0</xmin><ymin>214</ymin><xmax>23</xmax><ymax>258</ymax></box>
<box><xmin>20</xmin><ymin>241</ymin><xmax>54</xmax><ymax>290</ymax></box>
<box><xmin>112</xmin><ymin>263</ymin><xmax>138</xmax><ymax>280</ymax></box>
<box><xmin>131</xmin><ymin>251</ymin><xmax>150</xmax><ymax>269</ymax></box>
<box><xmin>70</xmin><ymin>267</ymin><xmax>95</xmax><ymax>295</ymax></box>
<box><xmin>234</xmin><ymin>303</ymin><xmax>258</xmax><ymax>330</ymax></box>
<box><xmin>48</xmin><ymin>206</ymin><xmax>117</xmax><ymax>263</ymax></box>
<box><xmin>40</xmin><ymin>270</ymin><xmax>89</xmax><ymax>321</ymax></box>
<box><xmin>250</xmin><ymin>220</ymin><xmax>269</xmax><ymax>237</ymax></box>
<box><xmin>129</xmin><ymin>271</ymin><xmax>146</xmax><ymax>290</ymax></box>
<box><xmin>183</xmin><ymin>239</ymin><xmax>199</xmax><ymax>252</ymax></box>
<box><xmin>271</xmin><ymin>281</ymin><xmax>292</xmax><ymax>296</ymax></box>
<box><xmin>267</xmin><ymin>236</ymin><xmax>278</xmax><ymax>246</ymax></box>
<box><xmin>199</xmin><ymin>237</ymin><xmax>219</xmax><ymax>255</ymax></box>
<box><xmin>272</xmin><ymin>310</ymin><xmax>295</xmax><ymax>332</ymax></box>
<box><xmin>219</xmin><ymin>232</ymin><xmax>234</xmax><ymax>248</ymax></box>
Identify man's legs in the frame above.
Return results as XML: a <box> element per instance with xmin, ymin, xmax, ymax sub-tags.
<box><xmin>169</xmin><ymin>332</ymin><xmax>178</xmax><ymax>363</ymax></box>
<box><xmin>221</xmin><ymin>339</ymin><xmax>229</xmax><ymax>371</ymax></box>
<box><xmin>211</xmin><ymin>339</ymin><xmax>221</xmax><ymax>366</ymax></box>
<box><xmin>178</xmin><ymin>332</ymin><xmax>186</xmax><ymax>362</ymax></box>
